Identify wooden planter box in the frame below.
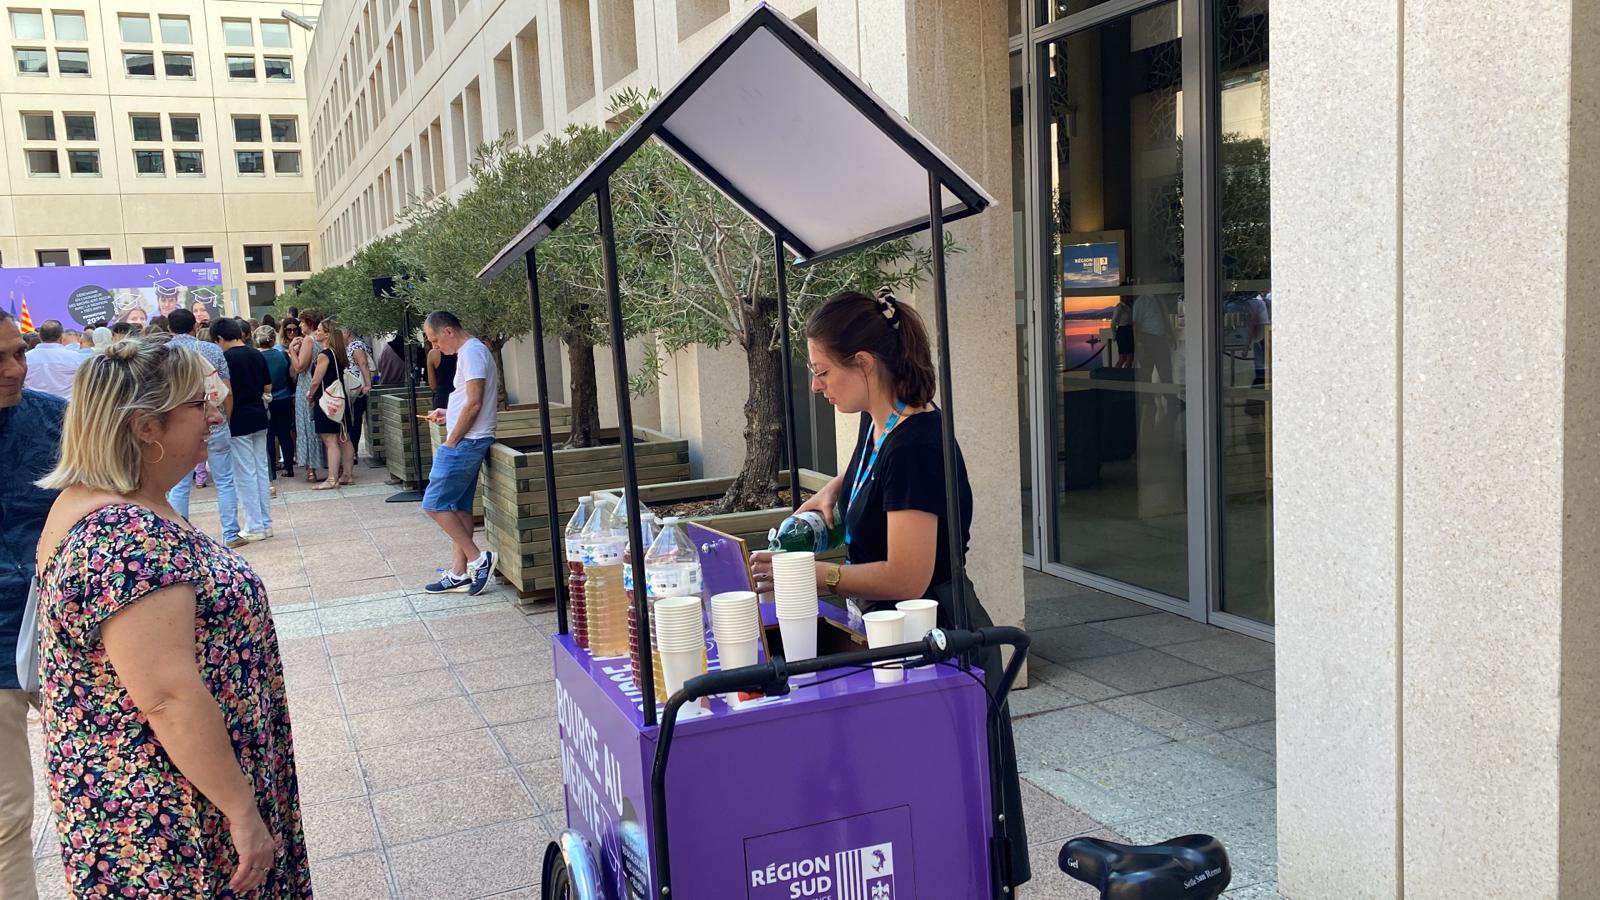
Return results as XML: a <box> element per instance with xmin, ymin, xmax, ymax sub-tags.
<box><xmin>426</xmin><ymin>403</ymin><xmax>572</xmax><ymax>520</ymax></box>
<box><xmin>483</xmin><ymin>426</ymin><xmax>691</xmax><ymax>598</ymax></box>
<box><xmin>361</xmin><ymin>385</ymin><xmax>410</xmax><ymax>465</ymax></box>
<box><xmin>373</xmin><ymin>391</ymin><xmax>434</xmax><ymax>486</ymax></box>
<box><xmin>591</xmin><ymin>469</ymin><xmax>841</xmax><ymax>558</ymax></box>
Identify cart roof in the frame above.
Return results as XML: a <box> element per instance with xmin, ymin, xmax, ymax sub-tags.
<box><xmin>477</xmin><ymin>2</ymin><xmax>994</xmax><ymax>280</ymax></box>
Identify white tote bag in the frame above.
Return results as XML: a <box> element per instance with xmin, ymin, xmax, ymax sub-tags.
<box><xmin>14</xmin><ymin>578</ymin><xmax>41</xmax><ymax>693</ymax></box>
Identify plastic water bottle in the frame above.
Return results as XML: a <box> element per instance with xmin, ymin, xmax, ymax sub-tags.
<box><xmin>768</xmin><ymin>509</ymin><xmax>844</xmax><ymax>554</ymax></box>
<box><xmin>564</xmin><ymin>496</ymin><xmax>594</xmax><ymax>649</ymax></box>
<box><xmin>579</xmin><ymin>498</ymin><xmax>629</xmax><ymax>658</ymax></box>
<box><xmin>622</xmin><ymin>510</ymin><xmax>659</xmax><ymax>685</ymax></box>
<box><xmin>637</xmin><ymin>516</ymin><xmax>705</xmax><ymax>703</ymax></box>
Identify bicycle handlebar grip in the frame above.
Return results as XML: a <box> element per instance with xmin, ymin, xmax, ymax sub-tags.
<box><xmin>683</xmin><ymin>662</ymin><xmax>774</xmax><ymax>699</ymax></box>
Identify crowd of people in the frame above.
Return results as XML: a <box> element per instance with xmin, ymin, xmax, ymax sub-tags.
<box><xmin>0</xmin><ymin>303</ymin><xmax>500</xmax><ymax>898</ymax></box>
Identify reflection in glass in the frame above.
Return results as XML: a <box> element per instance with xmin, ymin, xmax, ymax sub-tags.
<box><xmin>1046</xmin><ymin>0</ymin><xmax>1119</xmax><ymax>25</ymax></box>
<box><xmin>1217</xmin><ymin>0</ymin><xmax>1272</xmax><ymax>623</ymax></box>
<box><xmin>1045</xmin><ymin>3</ymin><xmax>1188</xmax><ymax>599</ymax></box>
<box><xmin>1012</xmin><ymin>51</ymin><xmax>1034</xmax><ymax>557</ymax></box>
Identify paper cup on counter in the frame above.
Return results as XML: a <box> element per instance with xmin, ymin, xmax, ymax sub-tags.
<box><xmin>863</xmin><ymin>610</ymin><xmax>907</xmax><ymax>683</ymax></box>
<box><xmin>654</xmin><ymin>596</ymin><xmax>706</xmax><ymax>651</ymax></box>
<box><xmin>776</xmin><ymin>615</ymin><xmax>817</xmax><ymax>666</ymax></box>
<box><xmin>895</xmin><ymin>599</ymin><xmax>939</xmax><ymax>665</ymax></box>
<box><xmin>660</xmin><ymin>645</ymin><xmax>707</xmax><ymax>699</ymax></box>
<box><xmin>717</xmin><ymin>637</ymin><xmax>760</xmax><ymax>673</ymax></box>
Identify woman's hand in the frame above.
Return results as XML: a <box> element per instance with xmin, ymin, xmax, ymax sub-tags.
<box><xmin>795</xmin><ymin>476</ymin><xmax>844</xmax><ymax>527</ymax></box>
<box><xmin>749</xmin><ymin>550</ymin><xmax>774</xmax><ymax>594</ymax></box>
<box><xmin>227</xmin><ymin>808</ymin><xmax>278</xmax><ymax>894</ymax></box>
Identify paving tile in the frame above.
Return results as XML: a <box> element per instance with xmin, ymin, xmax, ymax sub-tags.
<box><xmin>1065</xmin><ymin>649</ymin><xmax>1222</xmax><ymax>695</ymax></box>
<box><xmin>291</xmin><ymin>715</ymin><xmax>355</xmax><ymax>759</ymax></box>
<box><xmin>1089</xmin><ymin>612</ymin><xmax>1222</xmax><ymax>647</ymax></box>
<box><xmin>1012</xmin><ymin>705</ymin><xmax>1169</xmax><ymax>772</ymax></box>
<box><xmin>283</xmin><ymin>650</ymin><xmax>335</xmax><ymax>691</ymax></box>
<box><xmin>287</xmin><ymin>684</ymin><xmax>343</xmax><ymax>721</ymax></box>
<box><xmin>420</xmin><ymin>607</ymin><xmax>532</xmax><ymax>641</ymax></box>
<box><xmin>34</xmin><ymin>866</ymin><xmax>71</xmax><ymax>900</ymax></box>
<box><xmin>316</xmin><ymin>588</ymin><xmax>412</xmax><ymax>609</ymax></box>
<box><xmin>318</xmin><ymin>596</ymin><xmax>417</xmax><ymax>633</ymax></box>
<box><xmin>360</xmin><ymin>728</ymin><xmax>509</xmax><ymax>793</ymax></box>
<box><xmin>1225</xmin><ymin>721</ymin><xmax>1276</xmax><ymax>755</ymax></box>
<box><xmin>1018</xmin><ymin>777</ymin><xmax>1104</xmax><ymax>844</ymax></box>
<box><xmin>300</xmin><ymin>797</ymin><xmax>381</xmax><ymax>860</ymax></box>
<box><xmin>349</xmin><ymin>695</ymin><xmax>483</xmax><ymax>749</ymax></box>
<box><xmin>409</xmin><ymin>591</ymin><xmax>508</xmax><ymax>616</ymax></box>
<box><xmin>454</xmin><ymin>654</ymin><xmax>554</xmax><ymax>694</ymax></box>
<box><xmin>516</xmin><ymin>757</ymin><xmax>565</xmax><ymax>816</ymax></box>
<box><xmin>295</xmin><ymin>752</ymin><xmax>368</xmax><ymax>803</ymax></box>
<box><xmin>491</xmin><ymin>717</ymin><xmax>561</xmax><ymax>764</ymax></box>
<box><xmin>260</xmin><ymin>567</ymin><xmax>312</xmax><ymax>592</ymax></box>
<box><xmin>1236</xmin><ymin>668</ymin><xmax>1276</xmax><ymax>692</ymax></box>
<box><xmin>1007</xmin><ymin>682</ymin><xmax>1084</xmax><ymax>719</ymax></box>
<box><xmin>1138</xmin><ymin>678</ymin><xmax>1276</xmax><ymax>732</ymax></box>
<box><xmin>1114</xmin><ymin>790</ymin><xmax>1278</xmax><ymax>888</ymax></box>
<box><xmin>1028</xmin><ymin>660</ymin><xmax>1124</xmax><ymax>702</ymax></box>
<box><xmin>1030</xmin><ymin>625</ymin><xmax>1143</xmax><ymax>664</ymax></box>
<box><xmin>1160</xmin><ymin>632</ymin><xmax>1276</xmax><ymax>675</ymax></box>
<box><xmin>323</xmin><ymin>620</ymin><xmax>434</xmax><ymax>657</ymax></box>
<box><xmin>339</xmin><ymin>667</ymin><xmax>463</xmax><ymax>715</ymax></box>
<box><xmin>1182</xmin><ymin>731</ymin><xmax>1277</xmax><ymax>785</ymax></box>
<box><xmin>473</xmin><ymin>682</ymin><xmax>558</xmax><ymax>727</ymax></box>
<box><xmin>1020</xmin><ymin>843</ymin><xmax>1103</xmax><ymax>900</ymax></box>
<box><xmin>331</xmin><ymin>640</ymin><xmax>447</xmax><ymax>683</ymax></box>
<box><xmin>1041</xmin><ymin>742</ymin><xmax>1269</xmax><ymax>829</ymax></box>
<box><xmin>373</xmin><ymin>769</ymin><xmax>536</xmax><ymax>845</ymax></box>
<box><xmin>314</xmin><ymin>575</ymin><xmax>405</xmax><ymax>603</ymax></box>
<box><xmin>271</xmin><ymin>609</ymin><xmax>323</xmax><ymax>641</ymax></box>
<box><xmin>1221</xmin><ymin>882</ymin><xmax>1283</xmax><ymax>898</ymax></box>
<box><xmin>1095</xmin><ymin>696</ymin><xmax>1213</xmax><ymax>741</ymax></box>
<box><xmin>388</xmin><ymin>818</ymin><xmax>544</xmax><ymax>899</ymax></box>
<box><xmin>267</xmin><ymin>586</ymin><xmax>314</xmax><ymax>610</ymax></box>
<box><xmin>437</xmin><ymin>629</ymin><xmax>547</xmax><ymax>666</ymax></box>
<box><xmin>309</xmin><ymin>850</ymin><xmax>395</xmax><ymax>899</ymax></box>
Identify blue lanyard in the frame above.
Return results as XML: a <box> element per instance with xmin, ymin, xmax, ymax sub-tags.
<box><xmin>845</xmin><ymin>401</ymin><xmax>908</xmax><ymax>546</ymax></box>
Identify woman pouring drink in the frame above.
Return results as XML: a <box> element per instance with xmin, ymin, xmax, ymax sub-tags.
<box><xmin>748</xmin><ymin>287</ymin><xmax>1031</xmax><ymax>886</ymax></box>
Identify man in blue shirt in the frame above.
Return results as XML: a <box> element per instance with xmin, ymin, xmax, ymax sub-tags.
<box><xmin>164</xmin><ymin>309</ymin><xmax>243</xmax><ymax>545</ymax></box>
<box><xmin>0</xmin><ymin>308</ymin><xmax>65</xmax><ymax>900</ymax></box>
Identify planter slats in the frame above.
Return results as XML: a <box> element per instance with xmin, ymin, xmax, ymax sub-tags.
<box><xmin>426</xmin><ymin>403</ymin><xmax>571</xmax><ymax>521</ymax></box>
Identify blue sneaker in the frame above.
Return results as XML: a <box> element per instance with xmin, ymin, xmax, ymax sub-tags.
<box><xmin>425</xmin><ymin>570</ymin><xmax>471</xmax><ymax>593</ymax></box>
<box><xmin>468</xmin><ymin>551</ymin><xmax>498</xmax><ymax>596</ymax></box>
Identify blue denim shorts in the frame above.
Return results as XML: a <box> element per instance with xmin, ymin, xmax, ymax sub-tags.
<box><xmin>422</xmin><ymin>435</ymin><xmax>493</xmax><ymax>513</ymax></box>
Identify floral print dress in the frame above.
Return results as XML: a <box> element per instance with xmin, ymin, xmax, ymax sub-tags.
<box><xmin>36</xmin><ymin>503</ymin><xmax>311</xmax><ymax>898</ymax></box>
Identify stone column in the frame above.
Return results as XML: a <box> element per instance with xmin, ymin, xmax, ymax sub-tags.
<box><xmin>1274</xmin><ymin>0</ymin><xmax>1600</xmax><ymax>895</ymax></box>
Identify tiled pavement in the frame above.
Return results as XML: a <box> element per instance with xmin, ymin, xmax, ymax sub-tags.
<box><xmin>24</xmin><ymin>463</ymin><xmax>1279</xmax><ymax>899</ymax></box>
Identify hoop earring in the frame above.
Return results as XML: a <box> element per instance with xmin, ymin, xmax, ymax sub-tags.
<box><xmin>148</xmin><ymin>441</ymin><xmax>166</xmax><ymax>464</ymax></box>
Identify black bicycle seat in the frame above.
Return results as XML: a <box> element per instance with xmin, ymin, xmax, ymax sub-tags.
<box><xmin>1058</xmin><ymin>834</ymin><xmax>1231</xmax><ymax>900</ymax></box>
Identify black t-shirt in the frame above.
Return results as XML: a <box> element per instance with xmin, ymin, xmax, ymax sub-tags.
<box><xmin>840</xmin><ymin>409</ymin><xmax>973</xmax><ymax>595</ymax></box>
<box><xmin>223</xmin><ymin>345</ymin><xmax>270</xmax><ymax>436</ymax></box>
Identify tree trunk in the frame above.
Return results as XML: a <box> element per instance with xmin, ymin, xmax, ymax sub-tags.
<box><xmin>564</xmin><ymin>334</ymin><xmax>603</xmax><ymax>449</ymax></box>
<box><xmin>713</xmin><ymin>295</ymin><xmax>785</xmax><ymax>514</ymax></box>
<box><xmin>486</xmin><ymin>337</ymin><xmax>510</xmax><ymax>410</ymax></box>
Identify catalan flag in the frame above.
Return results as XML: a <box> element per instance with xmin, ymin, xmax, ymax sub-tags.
<box><xmin>17</xmin><ymin>296</ymin><xmax>33</xmax><ymax>333</ymax></box>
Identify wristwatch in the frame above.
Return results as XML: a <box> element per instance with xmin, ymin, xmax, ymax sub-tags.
<box><xmin>824</xmin><ymin>563</ymin><xmax>844</xmax><ymax>591</ymax></box>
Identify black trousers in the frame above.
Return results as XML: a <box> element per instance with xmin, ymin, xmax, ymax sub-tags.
<box><xmin>266</xmin><ymin>397</ymin><xmax>295</xmax><ymax>477</ymax></box>
<box><xmin>349</xmin><ymin>394</ymin><xmax>369</xmax><ymax>459</ymax></box>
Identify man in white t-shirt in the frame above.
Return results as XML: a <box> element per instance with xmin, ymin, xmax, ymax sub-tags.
<box><xmin>419</xmin><ymin>310</ymin><xmax>500</xmax><ymax>596</ymax></box>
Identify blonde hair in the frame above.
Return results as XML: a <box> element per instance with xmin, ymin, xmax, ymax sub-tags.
<box><xmin>37</xmin><ymin>335</ymin><xmax>210</xmax><ymax>494</ymax></box>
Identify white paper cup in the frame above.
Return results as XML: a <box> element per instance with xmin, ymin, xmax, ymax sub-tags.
<box><xmin>896</xmin><ymin>599</ymin><xmax>939</xmax><ymax>664</ymax></box>
<box><xmin>776</xmin><ymin>615</ymin><xmax>817</xmax><ymax>664</ymax></box>
<box><xmin>863</xmin><ymin>610</ymin><xmax>907</xmax><ymax>683</ymax></box>
<box><xmin>661</xmin><ymin>646</ymin><xmax>707</xmax><ymax>698</ymax></box>
<box><xmin>717</xmin><ymin>636</ymin><xmax>759</xmax><ymax>673</ymax></box>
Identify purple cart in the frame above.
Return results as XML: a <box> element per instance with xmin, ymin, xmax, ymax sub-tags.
<box><xmin>476</xmin><ymin>5</ymin><xmax>1028</xmax><ymax>898</ymax></box>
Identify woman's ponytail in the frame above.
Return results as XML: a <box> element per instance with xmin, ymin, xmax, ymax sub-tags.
<box><xmin>805</xmin><ymin>289</ymin><xmax>938</xmax><ymax>407</ymax></box>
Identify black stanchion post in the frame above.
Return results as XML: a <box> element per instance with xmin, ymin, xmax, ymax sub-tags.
<box><xmin>596</xmin><ymin>180</ymin><xmax>656</xmax><ymax>727</ymax></box>
<box><xmin>927</xmin><ymin>173</ymin><xmax>971</xmax><ymax>632</ymax></box>
<box><xmin>774</xmin><ymin>230</ymin><xmax>802</xmax><ymax>510</ymax></box>
<box><xmin>524</xmin><ymin>248</ymin><xmax>569</xmax><ymax>633</ymax></box>
<box><xmin>385</xmin><ymin>290</ymin><xmax>425</xmax><ymax>503</ymax></box>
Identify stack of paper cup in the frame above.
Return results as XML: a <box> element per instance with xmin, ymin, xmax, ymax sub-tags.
<box><xmin>895</xmin><ymin>598</ymin><xmax>939</xmax><ymax>667</ymax></box>
<box><xmin>863</xmin><ymin>610</ymin><xmax>907</xmax><ymax>683</ymax></box>
<box><xmin>654</xmin><ymin>596</ymin><xmax>707</xmax><ymax>701</ymax></box>
<box><xmin>710</xmin><ymin>591</ymin><xmax>761</xmax><ymax>672</ymax></box>
<box><xmin>770</xmin><ymin>551</ymin><xmax>818</xmax><ymax>665</ymax></box>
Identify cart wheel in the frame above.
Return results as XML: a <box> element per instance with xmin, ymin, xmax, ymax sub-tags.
<box><xmin>541</xmin><ymin>841</ymin><xmax>571</xmax><ymax>900</ymax></box>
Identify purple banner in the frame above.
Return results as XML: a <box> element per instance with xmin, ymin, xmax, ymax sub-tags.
<box><xmin>3</xmin><ymin>263</ymin><xmax>226</xmax><ymax>330</ymax></box>
<box><xmin>744</xmin><ymin>805</ymin><xmax>913</xmax><ymax>899</ymax></box>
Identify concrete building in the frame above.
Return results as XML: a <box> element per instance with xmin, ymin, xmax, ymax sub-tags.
<box><xmin>0</xmin><ymin>0</ymin><xmax>322</xmax><ymax>313</ymax></box>
<box><xmin>306</xmin><ymin>0</ymin><xmax>1600</xmax><ymax>895</ymax></box>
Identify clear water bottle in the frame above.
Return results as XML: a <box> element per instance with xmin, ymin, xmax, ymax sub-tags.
<box><xmin>768</xmin><ymin>509</ymin><xmax>845</xmax><ymax>554</ymax></box>
<box><xmin>579</xmin><ymin>498</ymin><xmax>629</xmax><ymax>658</ymax></box>
<box><xmin>564</xmin><ymin>496</ymin><xmax>594</xmax><ymax>650</ymax></box>
<box><xmin>638</xmin><ymin>516</ymin><xmax>705</xmax><ymax>703</ymax></box>
<box><xmin>622</xmin><ymin>510</ymin><xmax>659</xmax><ymax>685</ymax></box>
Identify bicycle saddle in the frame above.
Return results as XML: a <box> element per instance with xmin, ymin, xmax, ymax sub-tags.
<box><xmin>1059</xmin><ymin>834</ymin><xmax>1231</xmax><ymax>900</ymax></box>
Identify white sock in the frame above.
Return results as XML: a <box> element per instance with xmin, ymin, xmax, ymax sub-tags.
<box><xmin>473</xmin><ymin>551</ymin><xmax>490</xmax><ymax>569</ymax></box>
<box><xmin>450</xmin><ymin>569</ymin><xmax>467</xmax><ymax>580</ymax></box>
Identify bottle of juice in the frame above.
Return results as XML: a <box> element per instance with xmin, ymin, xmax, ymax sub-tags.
<box><xmin>579</xmin><ymin>499</ymin><xmax>629</xmax><ymax>658</ymax></box>
<box><xmin>642</xmin><ymin>517</ymin><xmax>705</xmax><ymax>703</ymax></box>
<box><xmin>624</xmin><ymin>512</ymin><xmax>659</xmax><ymax>692</ymax></box>
<box><xmin>565</xmin><ymin>496</ymin><xmax>594</xmax><ymax>649</ymax></box>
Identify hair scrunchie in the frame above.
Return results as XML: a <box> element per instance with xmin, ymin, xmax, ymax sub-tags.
<box><xmin>874</xmin><ymin>287</ymin><xmax>902</xmax><ymax>330</ymax></box>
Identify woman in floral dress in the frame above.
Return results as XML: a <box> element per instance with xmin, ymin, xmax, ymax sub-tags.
<box><xmin>32</xmin><ymin>336</ymin><xmax>311</xmax><ymax>897</ymax></box>
<box><xmin>289</xmin><ymin>308</ymin><xmax>326</xmax><ymax>481</ymax></box>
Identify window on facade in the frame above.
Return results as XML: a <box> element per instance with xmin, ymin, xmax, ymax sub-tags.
<box><xmin>243</xmin><ymin>244</ymin><xmax>273</xmax><ymax>273</ymax></box>
<box><xmin>235</xmin><ymin>150</ymin><xmax>264</xmax><ymax>174</ymax></box>
<box><xmin>163</xmin><ymin>52</ymin><xmax>193</xmax><ymax>77</ymax></box>
<box><xmin>263</xmin><ymin>56</ymin><xmax>291</xmax><ymax>81</ymax></box>
<box><xmin>173</xmin><ymin>150</ymin><xmax>203</xmax><ymax>174</ymax></box>
<box><xmin>143</xmin><ymin>247</ymin><xmax>174</xmax><ymax>263</ymax></box>
<box><xmin>118</xmin><ymin>13</ymin><xmax>151</xmax><ymax>42</ymax></box>
<box><xmin>280</xmin><ymin>243</ymin><xmax>310</xmax><ymax>272</ymax></box>
<box><xmin>14</xmin><ymin>48</ymin><xmax>46</xmax><ymax>74</ymax></box>
<box><xmin>36</xmin><ymin>249</ymin><xmax>68</xmax><ymax>266</ymax></box>
<box><xmin>130</xmin><ymin>114</ymin><xmax>161</xmax><ymax>141</ymax></box>
<box><xmin>283</xmin><ymin>278</ymin><xmax>305</xmax><ymax>292</ymax></box>
<box><xmin>158</xmin><ymin>15</ymin><xmax>190</xmax><ymax>43</ymax></box>
<box><xmin>123</xmin><ymin>50</ymin><xmax>154</xmax><ymax>76</ymax></box>
<box><xmin>169</xmin><ymin>115</ymin><xmax>199</xmax><ymax>142</ymax></box>
<box><xmin>182</xmin><ymin>246</ymin><xmax>213</xmax><ymax>262</ymax></box>
<box><xmin>222</xmin><ymin>18</ymin><xmax>251</xmax><ymax>46</ymax></box>
<box><xmin>25</xmin><ymin>149</ymin><xmax>58</xmax><ymax>175</ymax></box>
<box><xmin>21</xmin><ymin>112</ymin><xmax>54</xmax><ymax>140</ymax></box>
<box><xmin>52</xmin><ymin>10</ymin><xmax>84</xmax><ymax>40</ymax></box>
<box><xmin>226</xmin><ymin>55</ymin><xmax>255</xmax><ymax>79</ymax></box>
<box><xmin>134</xmin><ymin>149</ymin><xmax>164</xmax><ymax>174</ymax></box>
<box><xmin>246</xmin><ymin>281</ymin><xmax>278</xmax><ymax>306</ymax></box>
<box><xmin>269</xmin><ymin>116</ymin><xmax>298</xmax><ymax>142</ymax></box>
<box><xmin>233</xmin><ymin>115</ymin><xmax>262</xmax><ymax>142</ymax></box>
<box><xmin>78</xmin><ymin>248</ymin><xmax>110</xmax><ymax>265</ymax></box>
<box><xmin>67</xmin><ymin>150</ymin><xmax>98</xmax><ymax>175</ymax></box>
<box><xmin>62</xmin><ymin>113</ymin><xmax>93</xmax><ymax>141</ymax></box>
<box><xmin>272</xmin><ymin>150</ymin><xmax>301</xmax><ymax>174</ymax></box>
<box><xmin>260</xmin><ymin>21</ymin><xmax>290</xmax><ymax>48</ymax></box>
<box><xmin>9</xmin><ymin>9</ymin><xmax>42</xmax><ymax>38</ymax></box>
<box><xmin>56</xmin><ymin>49</ymin><xmax>87</xmax><ymax>74</ymax></box>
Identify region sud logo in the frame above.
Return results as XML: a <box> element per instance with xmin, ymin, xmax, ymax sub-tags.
<box><xmin>749</xmin><ymin>842</ymin><xmax>895</xmax><ymax>899</ymax></box>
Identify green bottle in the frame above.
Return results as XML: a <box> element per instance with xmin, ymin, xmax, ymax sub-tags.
<box><xmin>768</xmin><ymin>510</ymin><xmax>845</xmax><ymax>554</ymax></box>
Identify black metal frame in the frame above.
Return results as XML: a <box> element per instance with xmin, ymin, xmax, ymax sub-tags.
<box><xmin>373</xmin><ymin>279</ymin><xmax>426</xmax><ymax>504</ymax></box>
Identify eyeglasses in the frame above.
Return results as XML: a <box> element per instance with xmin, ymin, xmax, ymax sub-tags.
<box><xmin>178</xmin><ymin>397</ymin><xmax>213</xmax><ymax>413</ymax></box>
<box><xmin>806</xmin><ymin>364</ymin><xmax>832</xmax><ymax>380</ymax></box>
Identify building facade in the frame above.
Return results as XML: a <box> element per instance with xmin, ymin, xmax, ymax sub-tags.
<box><xmin>0</xmin><ymin>0</ymin><xmax>322</xmax><ymax>314</ymax></box>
